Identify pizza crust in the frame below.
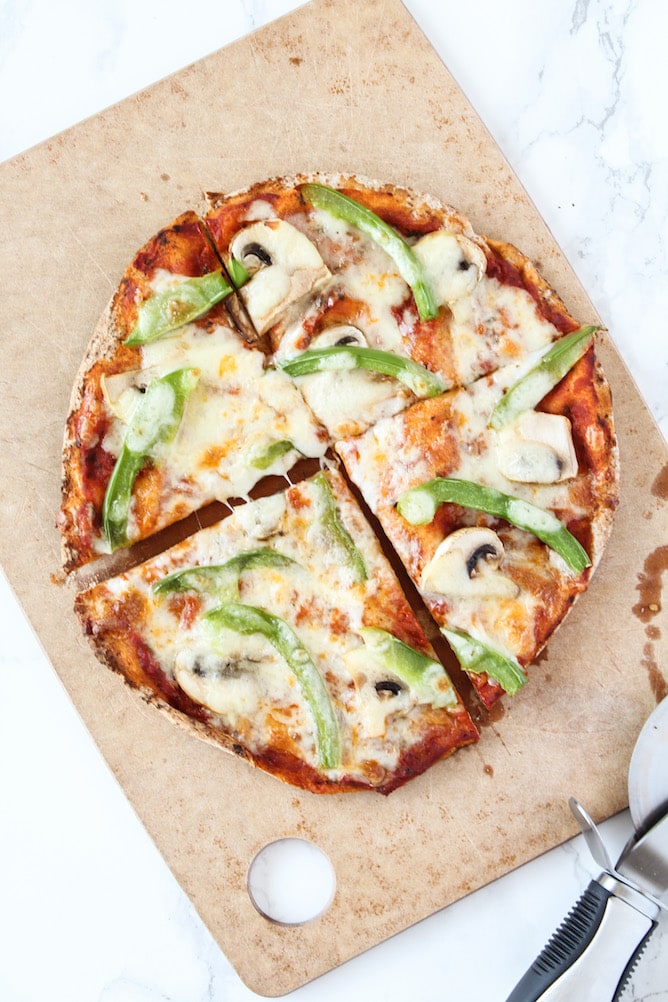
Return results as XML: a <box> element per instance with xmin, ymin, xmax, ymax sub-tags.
<box><xmin>74</xmin><ymin>470</ymin><xmax>479</xmax><ymax>794</ymax></box>
<box><xmin>59</xmin><ymin>172</ymin><xmax>619</xmax><ymax>792</ymax></box>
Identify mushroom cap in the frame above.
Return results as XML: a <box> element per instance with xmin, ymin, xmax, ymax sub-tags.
<box><xmin>229</xmin><ymin>219</ymin><xmax>331</xmax><ymax>335</ymax></box>
<box><xmin>412</xmin><ymin>230</ymin><xmax>487</xmax><ymax>306</ymax></box>
<box><xmin>496</xmin><ymin>411</ymin><xmax>578</xmax><ymax>484</ymax></box>
<box><xmin>420</xmin><ymin>526</ymin><xmax>520</xmax><ymax>599</ymax></box>
<box><xmin>172</xmin><ymin>628</ymin><xmax>289</xmax><ymax>721</ymax></box>
<box><xmin>345</xmin><ymin>645</ymin><xmax>415</xmax><ymax>738</ymax></box>
<box><xmin>229</xmin><ymin>219</ymin><xmax>326</xmax><ymax>273</ymax></box>
<box><xmin>101</xmin><ymin>368</ymin><xmax>155</xmax><ymax>423</ymax></box>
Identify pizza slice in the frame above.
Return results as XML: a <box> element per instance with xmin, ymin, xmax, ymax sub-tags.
<box><xmin>75</xmin><ymin>469</ymin><xmax>478</xmax><ymax>794</ymax></box>
<box><xmin>59</xmin><ymin>212</ymin><xmax>329</xmax><ymax>572</ymax></box>
<box><xmin>204</xmin><ymin>174</ymin><xmax>581</xmax><ymax>439</ymax></box>
<box><xmin>58</xmin><ymin>172</ymin><xmax>621</xmax><ymax>794</ymax></box>
<box><xmin>337</xmin><ymin>334</ymin><xmax>618</xmax><ymax>706</ymax></box>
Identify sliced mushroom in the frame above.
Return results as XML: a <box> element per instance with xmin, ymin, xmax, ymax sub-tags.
<box><xmin>344</xmin><ymin>647</ymin><xmax>413</xmax><ymax>738</ymax></box>
<box><xmin>309</xmin><ymin>324</ymin><xmax>369</xmax><ymax>349</ymax></box>
<box><xmin>175</xmin><ymin>663</ymin><xmax>260</xmax><ymax>718</ymax></box>
<box><xmin>229</xmin><ymin>219</ymin><xmax>331</xmax><ymax>335</ymax></box>
<box><xmin>101</xmin><ymin>368</ymin><xmax>158</xmax><ymax>423</ymax></box>
<box><xmin>279</xmin><ymin>322</ymin><xmax>409</xmax><ymax>438</ymax></box>
<box><xmin>420</xmin><ymin>527</ymin><xmax>520</xmax><ymax>599</ymax></box>
<box><xmin>276</xmin><ymin>320</ymin><xmax>369</xmax><ymax>361</ymax></box>
<box><xmin>174</xmin><ymin>644</ymin><xmax>272</xmax><ymax>720</ymax></box>
<box><xmin>496</xmin><ymin>411</ymin><xmax>578</xmax><ymax>484</ymax></box>
<box><xmin>412</xmin><ymin>230</ymin><xmax>487</xmax><ymax>307</ymax></box>
<box><xmin>374</xmin><ymin>679</ymin><xmax>404</xmax><ymax>697</ymax></box>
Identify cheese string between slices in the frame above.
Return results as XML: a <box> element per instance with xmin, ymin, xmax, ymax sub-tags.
<box><xmin>62</xmin><ymin>173</ymin><xmax>618</xmax><ymax>793</ymax></box>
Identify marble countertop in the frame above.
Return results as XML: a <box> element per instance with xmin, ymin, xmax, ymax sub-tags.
<box><xmin>0</xmin><ymin>1</ymin><xmax>666</xmax><ymax>1000</ymax></box>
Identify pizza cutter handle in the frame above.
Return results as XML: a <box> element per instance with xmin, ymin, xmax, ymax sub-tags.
<box><xmin>504</xmin><ymin>878</ymin><xmax>657</xmax><ymax>1001</ymax></box>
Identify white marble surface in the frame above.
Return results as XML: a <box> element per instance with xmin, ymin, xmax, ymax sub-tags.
<box><xmin>0</xmin><ymin>1</ymin><xmax>666</xmax><ymax>1000</ymax></box>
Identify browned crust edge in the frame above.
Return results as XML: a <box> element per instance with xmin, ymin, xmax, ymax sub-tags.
<box><xmin>73</xmin><ymin>587</ymin><xmax>478</xmax><ymax>796</ymax></box>
<box><xmin>60</xmin><ymin>172</ymin><xmax>620</xmax><ymax>791</ymax></box>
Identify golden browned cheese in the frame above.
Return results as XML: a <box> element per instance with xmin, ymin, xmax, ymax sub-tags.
<box><xmin>74</xmin><ymin>471</ymin><xmax>479</xmax><ymax>794</ymax></box>
<box><xmin>60</xmin><ymin>174</ymin><xmax>618</xmax><ymax>792</ymax></box>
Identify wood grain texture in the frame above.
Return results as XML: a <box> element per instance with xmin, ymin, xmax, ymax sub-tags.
<box><xmin>0</xmin><ymin>0</ymin><xmax>666</xmax><ymax>994</ymax></box>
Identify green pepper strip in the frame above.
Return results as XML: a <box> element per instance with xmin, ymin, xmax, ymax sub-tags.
<box><xmin>279</xmin><ymin>346</ymin><xmax>445</xmax><ymax>399</ymax></box>
<box><xmin>249</xmin><ymin>439</ymin><xmax>297</xmax><ymax>471</ymax></box>
<box><xmin>441</xmin><ymin>627</ymin><xmax>527</xmax><ymax>696</ymax></box>
<box><xmin>359</xmin><ymin>627</ymin><xmax>457</xmax><ymax>708</ymax></box>
<box><xmin>313</xmin><ymin>472</ymin><xmax>368</xmax><ymax>582</ymax></box>
<box><xmin>125</xmin><ymin>271</ymin><xmax>233</xmax><ymax>346</ymax></box>
<box><xmin>396</xmin><ymin>477</ymin><xmax>591</xmax><ymax>574</ymax></box>
<box><xmin>301</xmin><ymin>183</ymin><xmax>439</xmax><ymax>321</ymax></box>
<box><xmin>102</xmin><ymin>368</ymin><xmax>199</xmax><ymax>550</ymax></box>
<box><xmin>205</xmin><ymin>603</ymin><xmax>341</xmax><ymax>769</ymax></box>
<box><xmin>226</xmin><ymin>257</ymin><xmax>250</xmax><ymax>289</ymax></box>
<box><xmin>488</xmin><ymin>326</ymin><xmax>598</xmax><ymax>430</ymax></box>
<box><xmin>153</xmin><ymin>549</ymin><xmax>297</xmax><ymax>602</ymax></box>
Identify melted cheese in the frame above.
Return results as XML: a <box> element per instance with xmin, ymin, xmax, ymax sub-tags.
<box><xmin>449</xmin><ymin>277</ymin><xmax>561</xmax><ymax>385</ymax></box>
<box><xmin>102</xmin><ymin>322</ymin><xmax>328</xmax><ymax>543</ymax></box>
<box><xmin>337</xmin><ymin>355</ymin><xmax>591</xmax><ymax>664</ymax></box>
<box><xmin>287</xmin><ymin>367</ymin><xmax>412</xmax><ymax>439</ymax></box>
<box><xmin>103</xmin><ymin>472</ymin><xmax>462</xmax><ymax>781</ymax></box>
<box><xmin>282</xmin><ymin>214</ymin><xmax>564</xmax><ymax>387</ymax></box>
<box><xmin>83</xmin><ymin>194</ymin><xmax>601</xmax><ymax>776</ymax></box>
<box><xmin>277</xmin><ymin>209</ymin><xmax>413</xmax><ymax>358</ymax></box>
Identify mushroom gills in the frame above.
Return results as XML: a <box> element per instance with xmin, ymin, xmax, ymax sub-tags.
<box><xmin>374</xmin><ymin>679</ymin><xmax>403</xmax><ymax>696</ymax></box>
<box><xmin>309</xmin><ymin>324</ymin><xmax>368</xmax><ymax>350</ymax></box>
<box><xmin>496</xmin><ymin>411</ymin><xmax>578</xmax><ymax>484</ymax></box>
<box><xmin>420</xmin><ymin>526</ymin><xmax>520</xmax><ymax>599</ymax></box>
<box><xmin>228</xmin><ymin>219</ymin><xmax>331</xmax><ymax>334</ymax></box>
<box><xmin>412</xmin><ymin>230</ymin><xmax>487</xmax><ymax>307</ymax></box>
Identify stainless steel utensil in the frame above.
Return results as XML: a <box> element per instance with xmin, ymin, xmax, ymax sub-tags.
<box><xmin>506</xmin><ymin>696</ymin><xmax>668</xmax><ymax>1001</ymax></box>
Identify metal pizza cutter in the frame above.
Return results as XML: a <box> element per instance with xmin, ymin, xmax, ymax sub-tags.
<box><xmin>506</xmin><ymin>695</ymin><xmax>668</xmax><ymax>1001</ymax></box>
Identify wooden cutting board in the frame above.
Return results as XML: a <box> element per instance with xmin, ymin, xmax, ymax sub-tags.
<box><xmin>0</xmin><ymin>0</ymin><xmax>666</xmax><ymax>994</ymax></box>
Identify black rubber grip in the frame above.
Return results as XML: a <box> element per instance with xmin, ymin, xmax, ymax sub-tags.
<box><xmin>505</xmin><ymin>880</ymin><xmax>611</xmax><ymax>1001</ymax></box>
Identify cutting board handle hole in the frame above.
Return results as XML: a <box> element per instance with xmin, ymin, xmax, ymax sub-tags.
<box><xmin>247</xmin><ymin>838</ymin><xmax>336</xmax><ymax>925</ymax></box>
